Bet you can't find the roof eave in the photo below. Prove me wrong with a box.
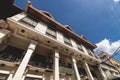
[26,1,96,49]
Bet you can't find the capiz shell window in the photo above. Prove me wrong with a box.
[19,15,38,28]
[46,27,56,39]
[86,47,94,56]
[64,36,72,46]
[77,44,83,52]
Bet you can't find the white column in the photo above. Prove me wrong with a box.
[21,68,28,80]
[7,72,14,80]
[72,56,81,80]
[42,75,45,80]
[98,65,107,80]
[83,62,94,80]
[42,77,45,80]
[21,75,26,80]
[53,50,59,80]
[12,40,38,80]
[68,77,72,80]
[113,72,116,76]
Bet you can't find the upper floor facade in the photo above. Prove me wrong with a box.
[6,1,100,65]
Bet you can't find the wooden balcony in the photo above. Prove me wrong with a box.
[0,45,24,63]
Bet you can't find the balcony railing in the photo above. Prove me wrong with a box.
[60,66,74,75]
[29,54,53,69]
[0,46,24,63]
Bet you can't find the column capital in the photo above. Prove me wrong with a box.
[54,50,59,58]
[10,71,14,74]
[28,40,38,50]
[83,61,89,68]
[72,56,77,63]
[84,64,87,68]
[98,64,102,69]
[83,60,86,64]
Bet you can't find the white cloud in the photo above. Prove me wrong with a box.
[94,39,120,55]
[114,0,120,3]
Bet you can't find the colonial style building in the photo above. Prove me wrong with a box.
[97,52,119,79]
[0,0,110,80]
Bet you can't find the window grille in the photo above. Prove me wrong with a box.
[77,44,83,52]
[46,27,56,39]
[86,48,94,56]
[19,15,38,28]
[64,36,72,46]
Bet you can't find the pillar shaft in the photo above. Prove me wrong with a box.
[53,50,59,80]
[72,56,81,80]
[42,77,45,80]
[12,40,38,80]
[21,75,26,80]
[7,73,13,80]
[84,62,94,80]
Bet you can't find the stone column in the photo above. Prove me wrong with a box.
[12,40,38,80]
[21,75,26,80]
[42,75,45,80]
[53,50,59,80]
[7,71,14,80]
[42,76,45,80]
[83,62,94,80]
[98,65,107,80]
[113,72,116,76]
[21,68,28,80]
[72,56,81,80]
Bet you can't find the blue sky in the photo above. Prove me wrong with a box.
[15,0,120,61]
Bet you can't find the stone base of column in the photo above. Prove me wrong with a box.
[7,73,13,80]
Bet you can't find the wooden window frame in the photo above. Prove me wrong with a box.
[64,36,72,46]
[19,15,38,28]
[77,43,83,52]
[46,27,56,39]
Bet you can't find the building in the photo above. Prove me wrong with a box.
[97,52,119,79]
[109,57,120,73]
[0,1,107,80]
